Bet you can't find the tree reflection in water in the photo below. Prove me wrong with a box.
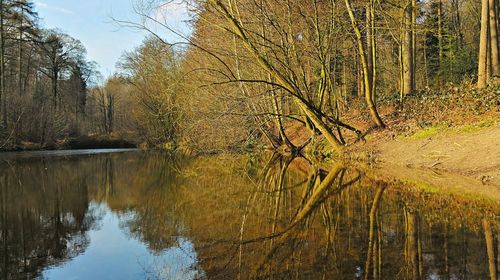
[0,157,100,279]
[174,153,498,280]
[0,152,498,279]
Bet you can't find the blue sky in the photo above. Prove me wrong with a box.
[34,0,191,78]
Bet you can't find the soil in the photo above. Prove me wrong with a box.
[283,97,500,199]
[372,125,500,186]
[346,122,499,204]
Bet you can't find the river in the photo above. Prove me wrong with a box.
[0,150,498,279]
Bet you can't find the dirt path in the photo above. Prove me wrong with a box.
[284,116,500,196]
[374,125,500,186]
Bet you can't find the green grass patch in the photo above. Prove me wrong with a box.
[403,118,498,140]
[407,124,449,140]
[457,118,497,133]
[401,179,441,194]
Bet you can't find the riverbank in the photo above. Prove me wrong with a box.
[350,89,500,186]
[354,121,500,205]
[283,85,500,188]
[283,116,500,206]
[368,121,500,185]
[0,135,137,152]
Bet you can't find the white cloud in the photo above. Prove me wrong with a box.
[35,1,48,8]
[140,0,192,42]
[35,1,74,15]
[153,0,190,27]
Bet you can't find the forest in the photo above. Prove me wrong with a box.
[0,0,498,156]
[0,1,499,279]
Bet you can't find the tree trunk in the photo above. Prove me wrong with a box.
[18,7,23,96]
[366,3,374,88]
[345,0,385,127]
[407,212,422,280]
[423,37,429,87]
[342,59,347,99]
[367,0,377,102]
[438,0,443,68]
[371,0,377,103]
[489,0,500,76]
[399,43,404,102]
[483,219,497,280]
[402,0,414,96]
[364,186,385,280]
[478,0,490,88]
[107,96,114,134]
[272,89,295,151]
[52,72,58,110]
[412,0,417,91]
[0,0,6,129]
[452,0,464,47]
[297,100,343,150]
[357,59,364,98]
[211,0,345,151]
[487,26,492,79]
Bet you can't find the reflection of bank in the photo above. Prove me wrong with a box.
[483,219,497,280]
[41,203,205,280]
[0,152,194,280]
[0,152,498,280]
[181,153,498,280]
[243,161,363,277]
[0,158,96,279]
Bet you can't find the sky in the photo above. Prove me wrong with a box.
[34,0,191,78]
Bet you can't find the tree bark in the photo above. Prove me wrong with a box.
[210,0,345,150]
[452,0,464,47]
[18,5,23,96]
[0,0,6,129]
[52,70,58,110]
[478,0,490,88]
[438,0,443,68]
[345,0,385,127]
[364,186,385,280]
[412,0,417,91]
[357,59,364,98]
[272,89,295,151]
[483,219,497,280]
[368,0,377,102]
[366,3,374,88]
[489,0,500,76]
[407,211,422,280]
[402,0,414,96]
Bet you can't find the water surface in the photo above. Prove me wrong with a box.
[0,151,498,279]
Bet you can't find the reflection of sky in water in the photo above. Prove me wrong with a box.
[1,151,493,280]
[40,203,203,280]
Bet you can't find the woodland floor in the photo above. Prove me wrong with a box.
[370,123,500,186]
[285,86,500,198]
[355,120,500,204]
[357,94,500,188]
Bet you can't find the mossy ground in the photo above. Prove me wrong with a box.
[401,118,498,140]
